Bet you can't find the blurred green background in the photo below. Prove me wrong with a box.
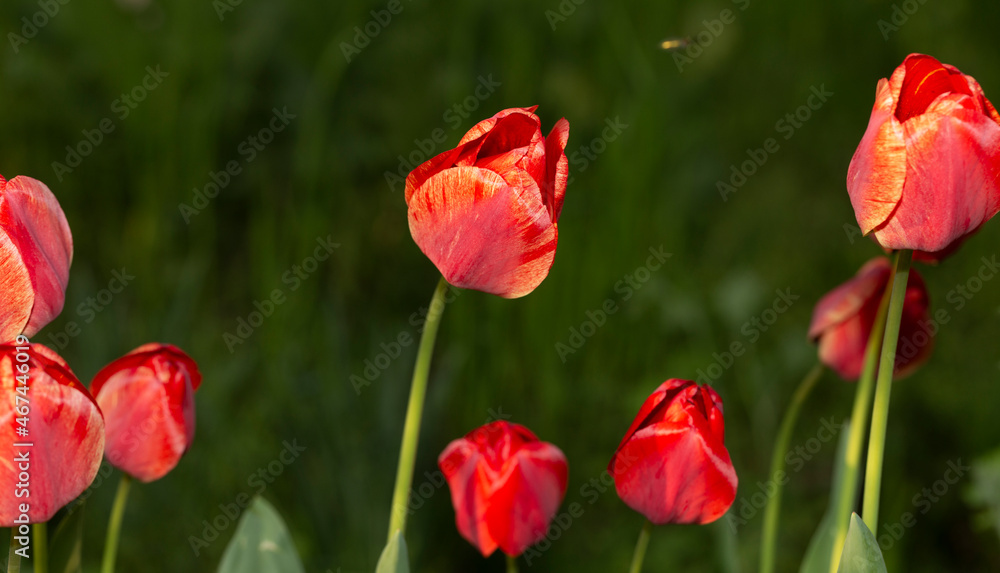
[2,0,1000,571]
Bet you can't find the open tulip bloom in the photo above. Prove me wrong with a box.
[847,53,1000,260]
[438,421,568,560]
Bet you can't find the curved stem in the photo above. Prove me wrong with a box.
[33,523,47,573]
[628,520,653,573]
[506,554,519,573]
[862,250,913,535]
[7,527,21,573]
[387,277,450,540]
[827,283,892,573]
[101,474,132,573]
[759,362,825,573]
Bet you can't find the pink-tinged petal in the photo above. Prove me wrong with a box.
[871,101,1000,253]
[544,119,570,221]
[0,176,73,337]
[816,311,873,380]
[90,344,201,482]
[0,230,32,342]
[808,258,890,340]
[0,345,104,525]
[847,79,908,235]
[407,166,557,298]
[487,442,568,556]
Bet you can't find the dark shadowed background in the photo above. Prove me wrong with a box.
[2,0,1000,571]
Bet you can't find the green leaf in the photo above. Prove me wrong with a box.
[49,502,86,573]
[217,497,305,573]
[375,531,410,573]
[836,514,886,573]
[799,419,852,573]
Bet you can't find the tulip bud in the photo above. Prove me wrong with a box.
[0,343,104,525]
[406,107,570,298]
[809,257,933,380]
[90,343,201,483]
[0,175,74,341]
[847,54,1000,260]
[439,421,568,557]
[609,379,737,525]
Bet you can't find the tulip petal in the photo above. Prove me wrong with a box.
[0,345,104,525]
[0,230,32,342]
[0,176,73,337]
[808,258,889,340]
[407,166,557,298]
[544,119,570,221]
[439,438,500,556]
[847,79,907,235]
[458,107,540,146]
[870,100,1000,253]
[895,54,973,122]
[487,443,568,556]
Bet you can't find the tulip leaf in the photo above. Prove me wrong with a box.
[799,418,852,573]
[217,497,305,573]
[835,514,886,573]
[49,502,86,573]
[375,531,410,573]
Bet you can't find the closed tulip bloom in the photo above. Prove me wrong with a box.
[809,257,933,380]
[609,379,737,525]
[0,174,73,342]
[438,421,568,557]
[0,341,104,525]
[847,54,1000,260]
[406,107,570,298]
[90,343,201,483]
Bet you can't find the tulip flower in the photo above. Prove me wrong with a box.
[809,257,932,380]
[0,340,104,525]
[0,174,74,342]
[847,53,1000,260]
[609,379,737,525]
[90,343,201,483]
[406,107,570,298]
[438,421,568,557]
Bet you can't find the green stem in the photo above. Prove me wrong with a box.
[759,362,825,573]
[628,520,653,573]
[32,523,47,573]
[7,527,21,573]
[507,554,519,573]
[101,474,132,573]
[387,277,450,541]
[861,250,913,536]
[827,281,892,573]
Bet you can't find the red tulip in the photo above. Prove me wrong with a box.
[0,340,104,525]
[90,343,201,483]
[809,257,933,380]
[847,54,1000,260]
[0,174,74,342]
[406,107,570,298]
[438,421,568,556]
[609,379,737,525]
